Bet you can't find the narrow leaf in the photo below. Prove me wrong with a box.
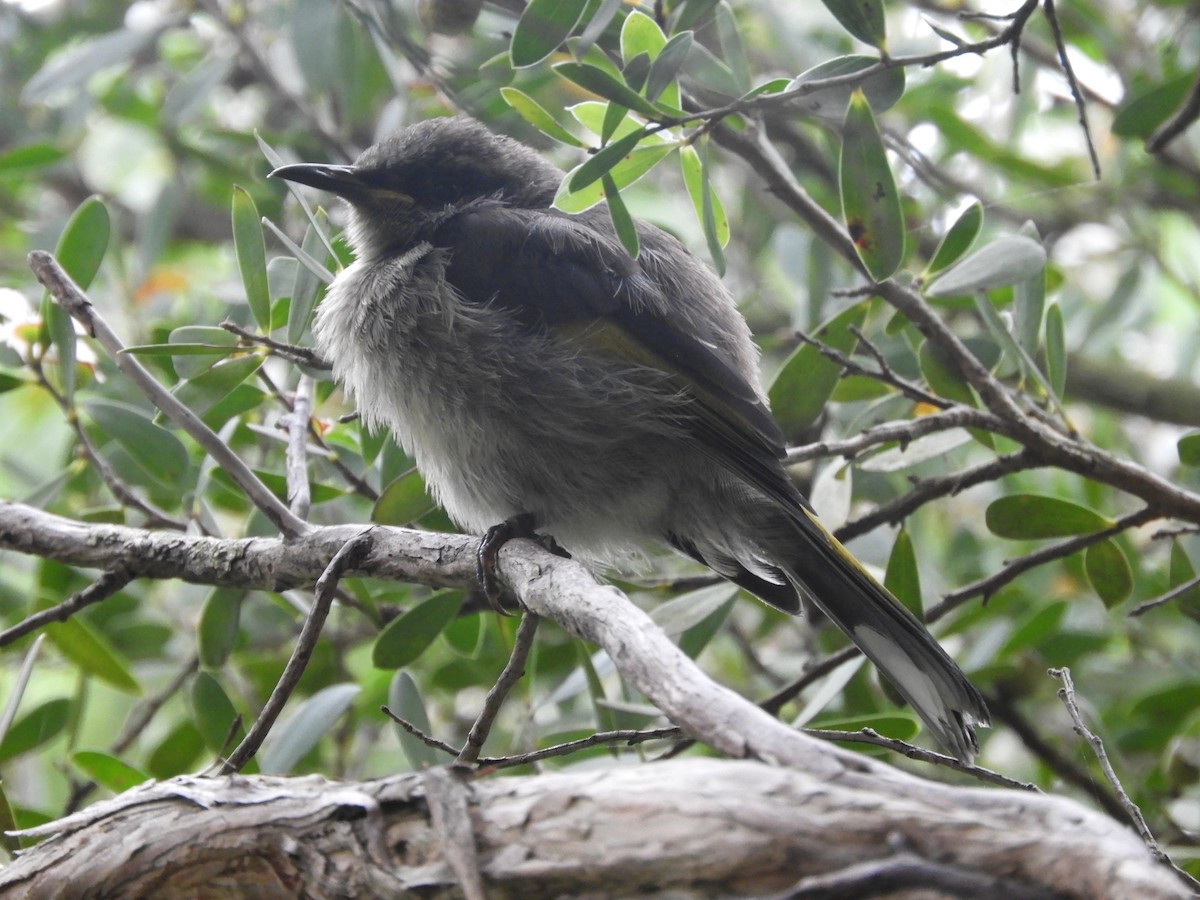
[604,174,640,258]
[46,617,141,694]
[569,127,649,192]
[820,0,886,48]
[0,699,70,763]
[500,87,586,147]
[231,186,271,330]
[511,0,587,67]
[926,202,983,275]
[621,8,667,64]
[1086,540,1133,608]
[260,683,361,774]
[840,91,905,281]
[1178,431,1200,467]
[769,302,868,438]
[197,588,244,668]
[372,468,436,525]
[389,671,442,769]
[925,235,1047,298]
[789,55,905,120]
[72,750,149,793]
[373,591,464,669]
[84,399,190,486]
[553,62,666,118]
[985,494,1113,539]
[884,527,922,616]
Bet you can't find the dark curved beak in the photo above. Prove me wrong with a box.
[269,163,364,198]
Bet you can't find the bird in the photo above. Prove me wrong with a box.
[270,115,989,762]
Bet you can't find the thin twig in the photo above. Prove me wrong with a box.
[0,634,46,745]
[221,528,375,773]
[219,321,330,369]
[0,569,134,647]
[802,726,1038,791]
[785,406,1003,466]
[457,612,540,764]
[1050,668,1200,893]
[931,507,1157,617]
[380,707,459,758]
[1147,69,1200,154]
[480,727,682,769]
[1129,574,1200,618]
[1042,0,1101,179]
[28,251,308,538]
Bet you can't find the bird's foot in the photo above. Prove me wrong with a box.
[477,513,571,615]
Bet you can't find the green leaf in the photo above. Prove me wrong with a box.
[260,683,361,774]
[553,62,666,118]
[169,325,240,379]
[839,91,905,281]
[147,720,207,778]
[645,31,693,103]
[40,294,77,406]
[373,590,465,669]
[1112,73,1196,139]
[985,494,1113,539]
[0,699,70,763]
[1044,302,1067,398]
[556,144,674,213]
[191,671,246,757]
[1169,541,1200,619]
[926,202,983,275]
[1086,540,1133,608]
[0,142,67,173]
[1178,431,1200,467]
[84,399,190,486]
[372,468,436,525]
[500,87,586,147]
[808,713,920,745]
[288,220,330,344]
[0,782,20,853]
[603,174,640,258]
[46,619,140,694]
[769,302,868,437]
[692,137,727,272]
[620,9,667,64]
[569,127,650,192]
[197,588,244,669]
[55,195,110,291]
[998,601,1068,658]
[510,0,587,67]
[789,55,905,119]
[388,671,442,769]
[172,353,264,418]
[918,339,973,405]
[21,26,160,103]
[71,750,149,793]
[820,0,886,48]
[1013,222,1046,356]
[884,527,922,616]
[231,186,271,330]
[925,235,1047,298]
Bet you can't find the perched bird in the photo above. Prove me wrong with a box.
[270,115,989,761]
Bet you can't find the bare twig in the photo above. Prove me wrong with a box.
[803,726,1037,791]
[457,611,540,764]
[931,507,1157,616]
[481,727,682,769]
[28,251,309,538]
[0,569,134,647]
[1129,575,1200,618]
[1049,668,1200,893]
[785,406,1003,466]
[1041,0,1101,178]
[1147,70,1200,154]
[0,634,46,745]
[221,528,376,773]
[380,707,459,758]
[219,321,330,369]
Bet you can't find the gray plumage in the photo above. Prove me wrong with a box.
[271,116,989,762]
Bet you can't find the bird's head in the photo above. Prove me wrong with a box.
[270,116,562,258]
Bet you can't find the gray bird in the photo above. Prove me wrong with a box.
[270,115,989,761]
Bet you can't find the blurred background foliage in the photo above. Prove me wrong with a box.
[0,0,1198,871]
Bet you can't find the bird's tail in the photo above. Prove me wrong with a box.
[777,506,989,762]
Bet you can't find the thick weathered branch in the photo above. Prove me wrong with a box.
[0,759,1184,898]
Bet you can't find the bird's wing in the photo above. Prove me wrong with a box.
[434,204,800,509]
